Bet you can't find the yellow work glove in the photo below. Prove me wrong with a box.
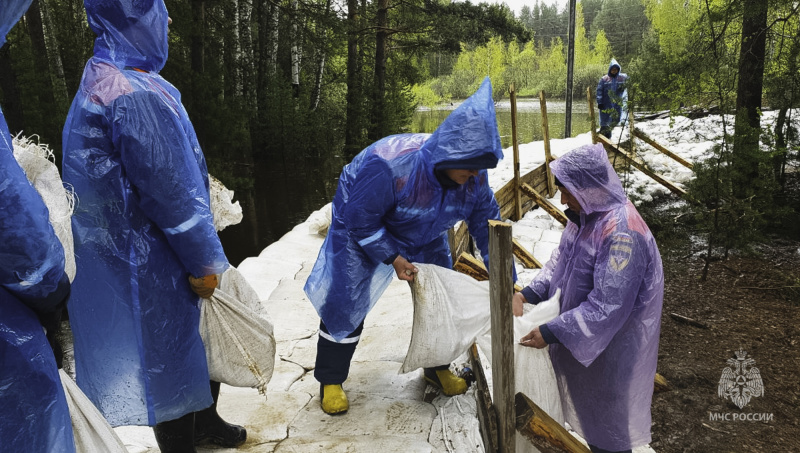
[188,274,219,299]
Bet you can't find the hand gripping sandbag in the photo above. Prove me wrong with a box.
[514,288,564,427]
[401,263,491,373]
[200,267,276,395]
[59,369,128,453]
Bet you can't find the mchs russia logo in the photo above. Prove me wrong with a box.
[717,349,764,409]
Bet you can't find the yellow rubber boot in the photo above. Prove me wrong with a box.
[321,384,349,415]
[424,368,467,396]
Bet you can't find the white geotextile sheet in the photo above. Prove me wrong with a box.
[402,264,492,374]
[200,267,276,396]
[13,136,76,281]
[60,369,128,453]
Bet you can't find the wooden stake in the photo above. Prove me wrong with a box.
[539,91,556,197]
[515,392,591,453]
[488,220,515,453]
[470,344,499,453]
[510,84,523,222]
[587,87,597,145]
[520,183,568,226]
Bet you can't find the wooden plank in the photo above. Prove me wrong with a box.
[488,220,515,453]
[520,183,568,226]
[597,134,688,198]
[515,392,591,453]
[454,252,522,292]
[587,86,598,145]
[539,91,555,197]
[632,128,694,169]
[510,84,523,222]
[470,344,499,453]
[512,239,542,269]
[449,222,471,263]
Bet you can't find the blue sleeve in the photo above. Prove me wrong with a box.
[539,323,560,344]
[111,91,228,277]
[466,174,516,281]
[342,157,402,264]
[0,116,68,313]
[521,286,541,304]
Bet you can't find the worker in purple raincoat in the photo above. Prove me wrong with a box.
[63,0,245,451]
[305,77,511,414]
[515,143,663,453]
[0,0,75,450]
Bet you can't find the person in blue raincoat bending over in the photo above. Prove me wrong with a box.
[515,144,664,453]
[62,1,246,451]
[305,77,513,415]
[596,58,629,138]
[0,0,75,451]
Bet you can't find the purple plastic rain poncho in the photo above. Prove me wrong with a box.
[521,144,663,451]
[596,59,629,129]
[0,0,75,450]
[62,0,227,426]
[304,77,506,341]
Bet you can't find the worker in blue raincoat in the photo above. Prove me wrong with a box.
[596,59,629,138]
[305,77,512,415]
[62,1,245,451]
[0,0,75,450]
[515,143,664,453]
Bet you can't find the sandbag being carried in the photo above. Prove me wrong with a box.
[513,289,564,453]
[60,369,127,453]
[200,267,276,395]
[402,263,491,374]
[13,135,76,281]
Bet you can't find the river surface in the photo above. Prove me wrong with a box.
[218,100,591,266]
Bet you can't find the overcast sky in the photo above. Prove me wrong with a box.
[487,0,569,16]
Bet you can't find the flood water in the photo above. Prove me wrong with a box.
[218,99,592,266]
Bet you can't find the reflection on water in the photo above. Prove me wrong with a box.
[219,101,591,265]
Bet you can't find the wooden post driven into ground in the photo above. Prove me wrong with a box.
[510,84,523,221]
[539,91,555,197]
[587,87,598,144]
[488,220,515,453]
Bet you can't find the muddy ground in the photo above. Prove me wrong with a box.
[644,207,800,452]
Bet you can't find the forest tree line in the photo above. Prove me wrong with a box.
[1,0,798,203]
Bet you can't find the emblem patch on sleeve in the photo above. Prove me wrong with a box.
[608,233,633,272]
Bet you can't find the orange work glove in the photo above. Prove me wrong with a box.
[188,274,218,299]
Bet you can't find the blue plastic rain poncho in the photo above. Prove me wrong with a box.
[521,144,663,451]
[596,59,629,129]
[0,0,76,450]
[304,77,506,341]
[62,0,228,426]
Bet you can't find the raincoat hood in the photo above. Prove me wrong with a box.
[608,58,621,77]
[0,0,33,47]
[421,77,504,169]
[85,0,169,72]
[550,143,627,215]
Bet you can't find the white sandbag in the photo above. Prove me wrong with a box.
[59,369,128,453]
[209,174,243,232]
[200,267,276,395]
[401,264,491,374]
[12,135,76,281]
[514,289,564,453]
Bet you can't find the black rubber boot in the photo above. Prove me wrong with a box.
[194,381,247,447]
[153,412,197,453]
